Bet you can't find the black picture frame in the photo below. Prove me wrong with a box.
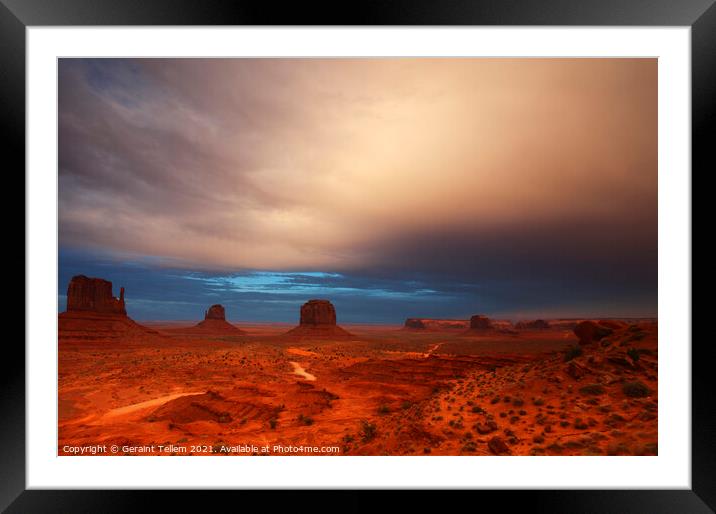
[4,1,710,512]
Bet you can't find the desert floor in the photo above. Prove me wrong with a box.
[58,321,657,456]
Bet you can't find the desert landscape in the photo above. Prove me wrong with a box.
[59,275,657,456]
[58,58,657,457]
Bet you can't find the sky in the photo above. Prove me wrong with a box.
[58,58,657,322]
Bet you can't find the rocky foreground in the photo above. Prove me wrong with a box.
[58,316,656,456]
[344,320,657,456]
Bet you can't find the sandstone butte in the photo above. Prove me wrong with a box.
[285,299,352,338]
[66,274,126,315]
[468,314,494,330]
[59,275,160,343]
[193,304,246,334]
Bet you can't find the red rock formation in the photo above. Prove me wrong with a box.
[515,319,551,330]
[204,304,226,320]
[194,304,245,334]
[286,299,352,338]
[404,318,427,329]
[404,318,469,331]
[469,315,493,330]
[574,321,613,345]
[59,275,161,343]
[66,275,126,316]
[300,299,337,325]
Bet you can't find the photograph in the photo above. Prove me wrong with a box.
[57,57,659,458]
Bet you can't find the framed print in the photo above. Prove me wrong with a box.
[5,0,711,512]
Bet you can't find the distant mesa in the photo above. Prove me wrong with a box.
[469,315,493,330]
[404,318,427,329]
[574,320,618,345]
[404,318,469,331]
[286,299,352,338]
[59,275,160,342]
[194,304,245,334]
[66,274,126,316]
[515,319,551,330]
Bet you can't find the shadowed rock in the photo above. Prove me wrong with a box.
[204,304,226,320]
[404,318,469,331]
[515,319,551,330]
[469,315,493,330]
[300,299,337,325]
[574,321,613,345]
[59,275,161,343]
[286,299,352,338]
[195,304,245,334]
[404,318,427,329]
[66,275,126,316]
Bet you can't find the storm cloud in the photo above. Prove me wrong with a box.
[58,58,657,321]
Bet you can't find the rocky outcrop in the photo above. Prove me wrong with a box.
[404,318,469,331]
[469,315,493,330]
[204,304,226,320]
[59,275,161,343]
[286,299,352,338]
[195,304,245,334]
[66,275,126,316]
[299,299,337,326]
[574,320,613,345]
[404,318,427,329]
[515,319,551,330]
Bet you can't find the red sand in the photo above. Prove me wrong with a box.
[58,319,657,456]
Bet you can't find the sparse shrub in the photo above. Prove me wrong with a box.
[626,331,645,342]
[627,348,641,362]
[574,418,588,429]
[268,417,278,429]
[563,345,583,362]
[579,384,605,396]
[462,441,477,452]
[547,443,564,454]
[378,404,390,415]
[359,420,377,442]
[471,405,484,414]
[401,401,412,410]
[623,381,650,398]
[298,413,314,426]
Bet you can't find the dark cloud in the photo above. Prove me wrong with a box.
[58,58,657,320]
